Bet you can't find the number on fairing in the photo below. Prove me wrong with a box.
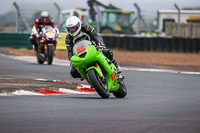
[76,45,85,54]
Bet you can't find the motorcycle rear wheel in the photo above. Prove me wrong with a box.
[88,69,110,99]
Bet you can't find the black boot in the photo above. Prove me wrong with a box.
[101,49,122,73]
[32,44,38,53]
[113,60,122,74]
[113,60,124,82]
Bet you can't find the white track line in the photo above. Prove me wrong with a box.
[122,67,200,75]
[12,90,45,96]
[77,84,91,88]
[0,54,70,66]
[0,90,45,96]
[59,88,96,95]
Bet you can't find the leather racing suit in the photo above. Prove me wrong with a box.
[65,24,121,78]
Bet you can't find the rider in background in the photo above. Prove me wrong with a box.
[65,16,122,79]
[29,11,59,53]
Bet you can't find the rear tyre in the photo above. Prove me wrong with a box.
[113,81,127,98]
[47,45,54,65]
[88,69,110,99]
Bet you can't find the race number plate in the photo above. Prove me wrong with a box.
[77,45,85,54]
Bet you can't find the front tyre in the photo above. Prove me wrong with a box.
[47,45,54,65]
[113,81,127,98]
[88,69,110,99]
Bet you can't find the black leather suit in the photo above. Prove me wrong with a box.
[65,24,115,78]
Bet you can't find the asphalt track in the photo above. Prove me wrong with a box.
[0,54,200,133]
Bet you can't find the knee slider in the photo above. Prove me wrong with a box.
[70,68,81,78]
[29,36,36,44]
[103,49,113,60]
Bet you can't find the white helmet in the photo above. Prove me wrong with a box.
[66,16,81,37]
[41,11,49,18]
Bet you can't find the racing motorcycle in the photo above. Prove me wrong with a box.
[71,39,127,99]
[36,26,57,65]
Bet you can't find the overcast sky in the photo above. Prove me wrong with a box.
[1,0,199,15]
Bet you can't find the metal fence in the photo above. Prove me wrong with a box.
[12,2,60,32]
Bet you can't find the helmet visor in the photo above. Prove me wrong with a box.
[67,22,80,34]
[42,17,48,21]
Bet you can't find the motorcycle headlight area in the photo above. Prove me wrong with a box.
[46,32,55,39]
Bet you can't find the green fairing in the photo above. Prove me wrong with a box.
[71,40,119,92]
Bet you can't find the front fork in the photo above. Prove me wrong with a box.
[87,62,119,92]
[43,42,56,57]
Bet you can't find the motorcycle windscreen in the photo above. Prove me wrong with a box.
[73,40,91,54]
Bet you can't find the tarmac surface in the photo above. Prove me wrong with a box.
[0,53,200,133]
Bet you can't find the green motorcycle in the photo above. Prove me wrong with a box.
[71,39,127,98]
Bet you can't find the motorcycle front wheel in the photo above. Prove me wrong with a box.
[88,69,110,99]
[47,45,54,65]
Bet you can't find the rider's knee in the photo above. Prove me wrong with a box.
[70,67,81,78]
[29,36,36,44]
[102,49,113,60]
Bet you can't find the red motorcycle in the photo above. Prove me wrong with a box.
[36,26,57,65]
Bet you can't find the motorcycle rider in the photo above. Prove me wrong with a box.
[65,16,122,79]
[29,11,59,53]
